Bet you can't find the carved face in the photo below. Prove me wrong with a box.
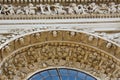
[3,5,8,8]
[29,3,33,7]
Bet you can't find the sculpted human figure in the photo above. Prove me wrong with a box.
[99,4,109,14]
[70,3,78,14]
[66,3,75,14]
[8,4,15,15]
[43,4,52,15]
[69,3,87,14]
[87,3,95,13]
[52,3,66,14]
[36,4,45,15]
[77,4,88,14]
[117,4,120,13]
[108,2,117,13]
[23,3,36,15]
[24,6,29,15]
[87,3,100,14]
[1,4,15,15]
[65,6,74,14]
[28,3,36,15]
[0,2,119,15]
[38,4,52,15]
[16,6,24,15]
[2,4,9,15]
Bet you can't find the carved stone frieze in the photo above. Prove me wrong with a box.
[0,2,120,19]
[0,2,120,15]
[0,42,120,80]
[0,30,120,63]
[0,30,120,80]
[0,28,120,46]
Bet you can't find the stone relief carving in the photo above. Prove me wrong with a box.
[0,30,119,62]
[0,2,120,15]
[0,27,120,47]
[96,32,120,45]
[0,42,120,80]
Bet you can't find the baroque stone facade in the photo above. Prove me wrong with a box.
[0,2,120,15]
[0,30,120,80]
[0,0,120,80]
[0,42,120,80]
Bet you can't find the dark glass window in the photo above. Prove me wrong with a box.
[28,68,97,80]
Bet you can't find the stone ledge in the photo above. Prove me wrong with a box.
[0,14,120,20]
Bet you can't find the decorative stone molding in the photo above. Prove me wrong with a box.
[0,2,120,19]
[0,0,119,4]
[0,30,120,60]
[0,2,120,15]
[0,30,120,80]
[96,32,120,45]
[0,27,120,46]
[0,14,120,20]
[27,67,98,80]
[0,42,120,80]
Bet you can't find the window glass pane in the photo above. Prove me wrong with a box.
[86,76,96,80]
[61,75,69,80]
[78,72,86,79]
[49,69,58,76]
[44,76,52,80]
[68,70,77,76]
[68,76,76,80]
[29,73,41,80]
[40,71,49,78]
[59,69,68,76]
[28,68,97,80]
[51,76,59,80]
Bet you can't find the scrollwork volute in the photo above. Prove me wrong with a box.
[0,42,120,80]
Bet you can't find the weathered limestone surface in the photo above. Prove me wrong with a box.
[0,0,119,78]
[0,42,120,80]
[0,30,120,80]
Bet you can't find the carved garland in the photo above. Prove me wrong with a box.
[0,30,120,80]
[0,42,120,80]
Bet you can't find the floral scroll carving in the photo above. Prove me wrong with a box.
[0,42,120,80]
